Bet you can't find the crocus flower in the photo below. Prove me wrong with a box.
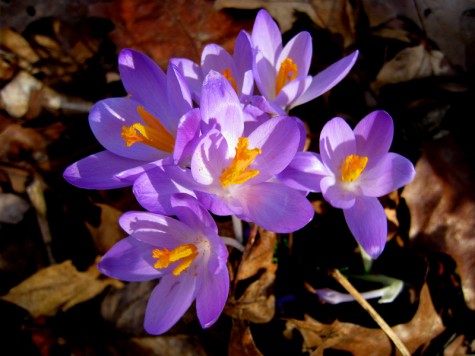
[63,48,199,189]
[306,110,415,258]
[251,9,359,113]
[98,193,229,335]
[133,71,314,233]
[171,30,254,103]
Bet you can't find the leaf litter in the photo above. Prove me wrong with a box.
[1,0,475,354]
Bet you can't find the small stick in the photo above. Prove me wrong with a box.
[330,269,411,356]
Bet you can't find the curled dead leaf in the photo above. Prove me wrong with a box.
[225,228,277,323]
[228,319,263,356]
[0,259,123,317]
[402,135,475,309]
[373,44,453,89]
[285,284,443,354]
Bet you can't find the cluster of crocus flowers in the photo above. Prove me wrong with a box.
[63,9,415,335]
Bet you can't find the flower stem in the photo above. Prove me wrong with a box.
[330,269,410,356]
[232,215,243,243]
[220,236,244,252]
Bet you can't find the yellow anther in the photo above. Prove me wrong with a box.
[120,106,175,153]
[341,154,368,182]
[222,68,238,93]
[220,137,262,187]
[152,244,198,276]
[275,58,298,95]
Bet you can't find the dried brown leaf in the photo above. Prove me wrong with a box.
[228,319,263,356]
[0,259,123,317]
[0,28,40,63]
[286,283,444,354]
[0,192,30,224]
[114,335,207,356]
[86,203,127,255]
[402,135,475,309]
[89,0,253,68]
[362,0,475,70]
[225,228,277,323]
[100,280,155,336]
[0,123,47,162]
[215,0,358,46]
[373,44,453,88]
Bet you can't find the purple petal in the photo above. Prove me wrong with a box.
[233,30,254,96]
[170,57,203,103]
[251,9,282,65]
[321,176,356,209]
[253,50,277,100]
[191,129,229,186]
[343,196,387,259]
[166,63,193,126]
[200,71,244,145]
[144,273,198,335]
[98,237,160,282]
[360,153,416,197]
[247,116,300,182]
[207,234,229,275]
[116,156,172,182]
[133,165,197,214]
[195,191,236,216]
[354,110,393,164]
[89,98,170,161]
[118,49,169,120]
[201,44,236,77]
[276,151,328,192]
[118,211,195,247]
[291,51,359,108]
[170,193,218,233]
[173,108,201,165]
[236,182,314,233]
[319,117,356,174]
[278,31,312,79]
[63,151,143,189]
[196,267,229,328]
[274,76,312,109]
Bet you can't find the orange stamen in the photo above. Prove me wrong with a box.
[120,106,175,153]
[341,154,368,182]
[220,137,262,187]
[275,58,298,95]
[152,244,198,276]
[222,68,238,93]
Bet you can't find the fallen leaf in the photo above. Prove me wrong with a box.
[0,28,40,63]
[215,0,358,46]
[100,280,155,336]
[89,0,253,68]
[286,283,444,354]
[225,228,277,323]
[114,335,207,356]
[373,44,453,89]
[0,259,123,317]
[0,193,30,224]
[362,0,475,70]
[402,134,475,309]
[0,0,100,32]
[85,203,127,255]
[228,319,263,356]
[0,123,47,163]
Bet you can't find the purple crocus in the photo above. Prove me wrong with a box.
[63,48,199,189]
[98,193,229,335]
[171,30,254,103]
[251,9,359,113]
[133,71,314,233]
[306,110,415,258]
